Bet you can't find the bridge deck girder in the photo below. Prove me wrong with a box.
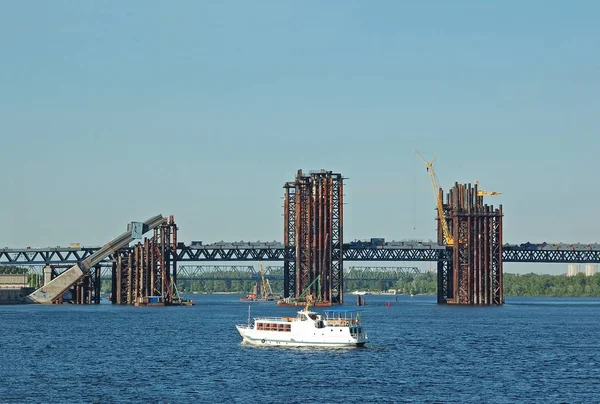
[2,246,600,265]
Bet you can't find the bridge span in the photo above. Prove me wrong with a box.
[2,241,600,266]
[22,265,425,283]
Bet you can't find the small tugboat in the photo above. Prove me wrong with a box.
[275,275,331,307]
[235,303,368,348]
[239,293,258,302]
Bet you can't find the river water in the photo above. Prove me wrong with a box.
[1,294,599,403]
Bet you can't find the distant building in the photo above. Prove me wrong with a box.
[0,274,33,305]
[567,264,580,277]
[0,274,28,288]
[585,264,598,277]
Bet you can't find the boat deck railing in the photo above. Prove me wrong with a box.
[325,319,360,327]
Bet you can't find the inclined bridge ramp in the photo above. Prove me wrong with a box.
[27,214,166,304]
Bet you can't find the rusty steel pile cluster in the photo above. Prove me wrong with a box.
[283,169,344,305]
[110,215,180,306]
[437,183,504,305]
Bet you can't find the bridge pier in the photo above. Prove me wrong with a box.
[284,169,344,304]
[110,216,180,306]
[438,183,504,305]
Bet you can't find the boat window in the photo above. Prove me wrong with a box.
[308,314,317,320]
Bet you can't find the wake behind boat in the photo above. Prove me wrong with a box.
[235,304,368,348]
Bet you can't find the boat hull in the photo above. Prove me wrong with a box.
[236,326,367,348]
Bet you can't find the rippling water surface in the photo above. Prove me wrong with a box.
[1,294,599,403]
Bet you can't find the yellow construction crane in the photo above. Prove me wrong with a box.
[415,150,454,246]
[474,180,502,197]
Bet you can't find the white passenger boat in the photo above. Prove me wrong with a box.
[235,304,368,347]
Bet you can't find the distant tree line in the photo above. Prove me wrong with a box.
[173,273,438,295]
[173,272,600,297]
[503,273,600,297]
[0,265,28,274]
[5,266,600,297]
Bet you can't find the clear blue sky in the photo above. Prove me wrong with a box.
[1,1,598,274]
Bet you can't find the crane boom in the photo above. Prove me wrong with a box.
[258,261,273,299]
[474,180,502,197]
[415,151,454,246]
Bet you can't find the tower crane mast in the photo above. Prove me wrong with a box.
[415,151,454,247]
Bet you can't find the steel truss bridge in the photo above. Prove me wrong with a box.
[2,244,600,266]
[173,265,423,281]
[18,265,425,282]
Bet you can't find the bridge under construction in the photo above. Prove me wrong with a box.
[2,168,600,306]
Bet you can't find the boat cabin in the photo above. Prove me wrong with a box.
[296,310,320,321]
[324,309,364,338]
[323,309,361,327]
[255,321,292,332]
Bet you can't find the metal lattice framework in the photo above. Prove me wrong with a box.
[492,210,503,304]
[345,266,421,280]
[283,183,297,298]
[37,265,421,282]
[4,245,600,266]
[177,265,284,280]
[330,173,343,303]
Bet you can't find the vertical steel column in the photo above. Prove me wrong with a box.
[493,205,503,304]
[297,174,311,298]
[75,282,81,304]
[477,191,484,303]
[482,206,493,304]
[312,175,320,300]
[436,191,450,304]
[322,174,330,302]
[283,183,296,298]
[150,238,155,296]
[160,225,166,300]
[128,250,133,303]
[171,215,178,287]
[94,265,101,304]
[116,254,122,304]
[87,273,93,304]
[112,259,118,304]
[144,238,150,297]
[138,244,144,303]
[330,173,343,304]
[164,222,172,303]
